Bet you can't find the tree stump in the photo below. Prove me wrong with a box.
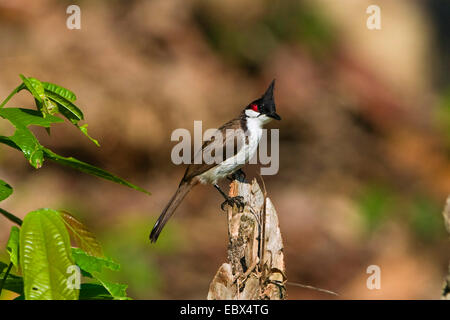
[207,178,286,300]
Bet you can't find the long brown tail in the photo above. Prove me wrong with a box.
[149,182,193,243]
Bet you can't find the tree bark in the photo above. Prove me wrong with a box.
[207,178,286,300]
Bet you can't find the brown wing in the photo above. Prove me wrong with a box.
[181,117,246,182]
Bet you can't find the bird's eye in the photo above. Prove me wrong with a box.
[250,104,258,112]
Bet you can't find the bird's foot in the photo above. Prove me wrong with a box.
[221,196,245,212]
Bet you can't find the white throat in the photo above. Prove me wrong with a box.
[244,109,273,127]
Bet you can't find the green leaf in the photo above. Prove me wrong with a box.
[33,98,45,117]
[71,248,120,273]
[79,283,113,300]
[42,148,150,195]
[45,90,83,122]
[44,98,98,146]
[72,248,128,299]
[19,75,45,103]
[20,208,78,300]
[42,82,77,102]
[0,262,23,295]
[77,124,100,147]
[40,81,97,146]
[10,126,43,168]
[0,134,149,194]
[0,108,63,168]
[60,211,103,257]
[43,97,59,116]
[0,108,63,128]
[0,179,13,202]
[92,275,128,300]
[6,226,20,269]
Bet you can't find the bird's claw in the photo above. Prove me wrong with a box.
[221,196,245,212]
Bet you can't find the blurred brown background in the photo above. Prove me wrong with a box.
[0,0,449,299]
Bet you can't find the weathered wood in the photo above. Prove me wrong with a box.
[207,178,286,300]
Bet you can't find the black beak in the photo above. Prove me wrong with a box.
[268,112,281,120]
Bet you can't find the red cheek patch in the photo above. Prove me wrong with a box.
[251,104,258,112]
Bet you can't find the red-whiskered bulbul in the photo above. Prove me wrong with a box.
[150,80,281,243]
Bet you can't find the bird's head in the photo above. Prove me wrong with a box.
[244,79,281,123]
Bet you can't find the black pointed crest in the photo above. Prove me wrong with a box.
[259,79,280,120]
[262,79,275,107]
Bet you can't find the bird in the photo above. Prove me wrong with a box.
[150,80,281,243]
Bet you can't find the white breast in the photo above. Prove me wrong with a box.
[198,117,264,184]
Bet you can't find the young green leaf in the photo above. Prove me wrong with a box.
[77,124,100,147]
[19,75,45,103]
[0,179,13,202]
[20,209,78,300]
[42,148,150,195]
[43,97,59,115]
[0,108,63,128]
[10,125,44,168]
[42,82,77,102]
[91,275,128,300]
[40,82,97,145]
[0,108,63,168]
[45,91,100,146]
[0,136,150,194]
[45,90,83,121]
[6,226,20,270]
[71,248,128,299]
[57,107,100,146]
[60,211,103,257]
[71,248,120,273]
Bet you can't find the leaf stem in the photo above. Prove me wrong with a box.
[0,262,13,296]
[0,84,23,109]
[0,208,23,226]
